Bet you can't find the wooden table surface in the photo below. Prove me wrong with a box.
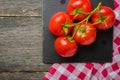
[0,0,51,79]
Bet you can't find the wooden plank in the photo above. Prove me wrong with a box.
[0,17,51,72]
[0,0,41,16]
[0,72,45,80]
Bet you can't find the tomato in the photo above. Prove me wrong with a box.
[73,22,96,45]
[49,12,73,36]
[54,37,78,57]
[67,0,92,21]
[91,6,115,30]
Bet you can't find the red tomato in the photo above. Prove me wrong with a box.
[73,22,96,45]
[49,12,73,36]
[67,0,92,21]
[91,6,115,30]
[54,37,78,57]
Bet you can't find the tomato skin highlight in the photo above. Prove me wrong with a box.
[54,37,78,57]
[73,22,97,46]
[49,12,73,36]
[91,6,115,30]
[67,0,92,21]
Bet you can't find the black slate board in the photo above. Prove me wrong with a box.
[42,0,114,64]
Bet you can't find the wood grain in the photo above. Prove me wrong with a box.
[0,0,41,16]
[0,0,51,79]
[0,17,51,72]
[0,72,46,80]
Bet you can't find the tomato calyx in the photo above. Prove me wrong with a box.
[79,27,86,35]
[70,8,90,19]
[62,21,76,35]
[67,36,75,42]
[71,8,83,14]
[62,22,69,35]
[92,13,107,26]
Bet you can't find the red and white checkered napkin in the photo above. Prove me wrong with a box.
[42,0,120,80]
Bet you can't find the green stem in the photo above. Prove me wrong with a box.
[70,24,81,40]
[69,2,102,40]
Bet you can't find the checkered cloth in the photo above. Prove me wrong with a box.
[42,0,120,80]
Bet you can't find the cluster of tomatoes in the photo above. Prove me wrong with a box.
[49,0,115,57]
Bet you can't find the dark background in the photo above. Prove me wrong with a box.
[43,0,114,63]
